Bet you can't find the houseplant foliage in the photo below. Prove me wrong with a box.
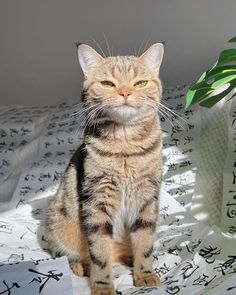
[185,37,236,109]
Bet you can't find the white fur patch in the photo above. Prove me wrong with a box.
[113,187,139,241]
[107,105,138,123]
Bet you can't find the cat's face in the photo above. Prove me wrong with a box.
[78,43,164,124]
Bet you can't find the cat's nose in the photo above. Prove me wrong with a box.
[119,90,132,99]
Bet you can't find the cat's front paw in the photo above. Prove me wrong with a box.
[134,273,160,287]
[91,287,116,295]
[70,262,84,276]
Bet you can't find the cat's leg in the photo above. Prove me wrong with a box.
[130,198,160,287]
[46,210,85,276]
[82,198,117,295]
[46,174,89,276]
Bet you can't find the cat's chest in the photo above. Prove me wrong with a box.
[113,183,139,240]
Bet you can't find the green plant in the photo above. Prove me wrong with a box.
[185,37,236,109]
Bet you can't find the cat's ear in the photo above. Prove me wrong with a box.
[139,43,164,71]
[77,44,104,76]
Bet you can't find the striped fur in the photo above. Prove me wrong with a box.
[46,43,164,294]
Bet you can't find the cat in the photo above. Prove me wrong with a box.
[45,42,164,295]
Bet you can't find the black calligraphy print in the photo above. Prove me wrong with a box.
[232,172,236,185]
[183,136,193,145]
[0,222,13,234]
[0,160,10,170]
[199,245,221,264]
[130,287,158,294]
[168,245,182,256]
[8,254,24,262]
[0,280,20,295]
[28,269,63,293]
[168,163,177,172]
[186,239,202,254]
[166,285,181,295]
[38,173,51,182]
[16,199,26,208]
[226,191,236,218]
[192,274,216,287]
[19,186,33,196]
[213,256,236,275]
[227,285,236,291]
[179,160,192,168]
[161,275,180,294]
[228,225,236,234]
[155,262,172,277]
[20,127,31,136]
[180,260,199,279]
[170,126,183,138]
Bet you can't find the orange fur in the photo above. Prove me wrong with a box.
[112,234,133,266]
[46,43,164,295]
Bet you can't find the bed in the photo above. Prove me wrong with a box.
[0,85,236,295]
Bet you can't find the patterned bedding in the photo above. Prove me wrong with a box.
[0,85,236,295]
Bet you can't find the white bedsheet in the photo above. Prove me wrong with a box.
[0,86,235,294]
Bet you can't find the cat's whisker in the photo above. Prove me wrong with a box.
[69,101,84,107]
[88,106,103,123]
[69,108,88,119]
[53,103,99,124]
[49,103,85,123]
[75,116,88,136]
[159,105,185,130]
[159,103,189,125]
[90,108,105,137]
[74,112,87,127]
[66,112,91,127]
[90,37,106,58]
[70,102,102,118]
[159,105,180,123]
[70,103,100,118]
[147,101,169,122]
[144,101,172,129]
[72,104,104,136]
[85,111,97,136]
[85,105,104,132]
[103,33,112,57]
[145,100,161,113]
[161,100,184,114]
[62,101,84,111]
[142,37,151,54]
[159,108,187,131]
[137,36,149,56]
[158,109,175,128]
[146,99,188,131]
[161,100,191,122]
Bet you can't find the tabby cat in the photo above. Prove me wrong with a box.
[46,42,164,295]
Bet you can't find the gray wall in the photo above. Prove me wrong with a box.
[0,0,236,106]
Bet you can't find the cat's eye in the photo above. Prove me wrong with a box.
[100,80,116,87]
[134,80,148,87]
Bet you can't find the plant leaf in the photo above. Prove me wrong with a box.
[217,49,236,66]
[185,70,214,108]
[190,72,236,91]
[185,87,213,109]
[206,65,236,78]
[228,36,236,43]
[199,83,236,107]
[185,36,236,109]
[211,74,236,89]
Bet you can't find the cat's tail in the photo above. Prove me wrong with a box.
[112,233,133,267]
